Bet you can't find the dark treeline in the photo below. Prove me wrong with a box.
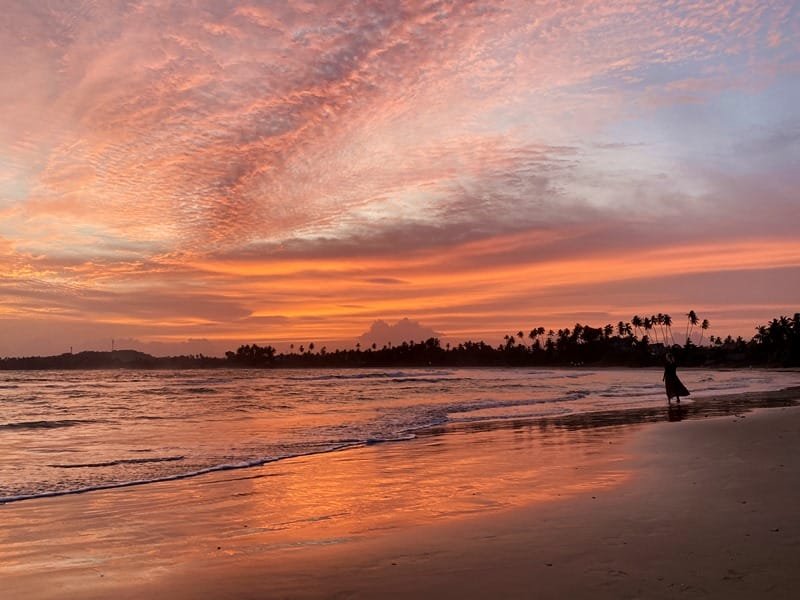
[0,349,225,370]
[226,312,800,369]
[3,313,798,370]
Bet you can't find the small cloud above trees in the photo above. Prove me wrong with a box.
[358,318,443,348]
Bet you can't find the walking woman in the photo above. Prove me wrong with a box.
[663,352,690,404]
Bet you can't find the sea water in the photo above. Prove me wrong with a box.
[0,367,796,503]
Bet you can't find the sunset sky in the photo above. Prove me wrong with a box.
[1,1,798,357]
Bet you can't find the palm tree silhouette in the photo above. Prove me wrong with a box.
[503,334,516,349]
[698,319,710,346]
[686,310,699,345]
[631,315,643,340]
[651,315,662,344]
[663,314,674,345]
[529,327,545,350]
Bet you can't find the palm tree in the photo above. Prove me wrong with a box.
[556,328,571,350]
[643,317,653,342]
[663,314,674,345]
[651,315,662,344]
[529,327,545,350]
[631,315,643,340]
[685,310,699,345]
[698,319,709,346]
[656,313,666,343]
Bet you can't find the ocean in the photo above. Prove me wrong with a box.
[1,367,797,503]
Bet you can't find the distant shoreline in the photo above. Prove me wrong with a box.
[0,354,794,370]
[1,348,796,370]
[5,313,798,369]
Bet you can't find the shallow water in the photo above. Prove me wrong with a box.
[0,367,796,502]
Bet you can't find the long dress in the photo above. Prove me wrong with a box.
[663,362,690,401]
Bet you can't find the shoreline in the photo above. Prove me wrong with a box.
[426,384,800,435]
[2,384,798,507]
[2,386,799,598]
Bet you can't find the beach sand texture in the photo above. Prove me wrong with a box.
[2,389,799,599]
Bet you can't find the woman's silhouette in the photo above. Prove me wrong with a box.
[663,352,690,404]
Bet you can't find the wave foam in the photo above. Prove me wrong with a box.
[48,455,186,469]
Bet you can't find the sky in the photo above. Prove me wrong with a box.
[1,0,799,357]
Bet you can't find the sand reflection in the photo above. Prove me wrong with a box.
[210,420,637,555]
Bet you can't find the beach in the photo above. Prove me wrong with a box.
[2,386,799,599]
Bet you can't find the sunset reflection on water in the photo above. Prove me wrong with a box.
[206,420,637,553]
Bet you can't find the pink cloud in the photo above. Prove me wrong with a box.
[358,317,442,347]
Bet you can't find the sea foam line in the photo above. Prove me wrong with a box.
[47,455,186,469]
[0,436,420,505]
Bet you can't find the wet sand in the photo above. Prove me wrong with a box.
[2,387,799,599]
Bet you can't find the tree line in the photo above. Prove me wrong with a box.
[2,312,798,370]
[225,312,799,369]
